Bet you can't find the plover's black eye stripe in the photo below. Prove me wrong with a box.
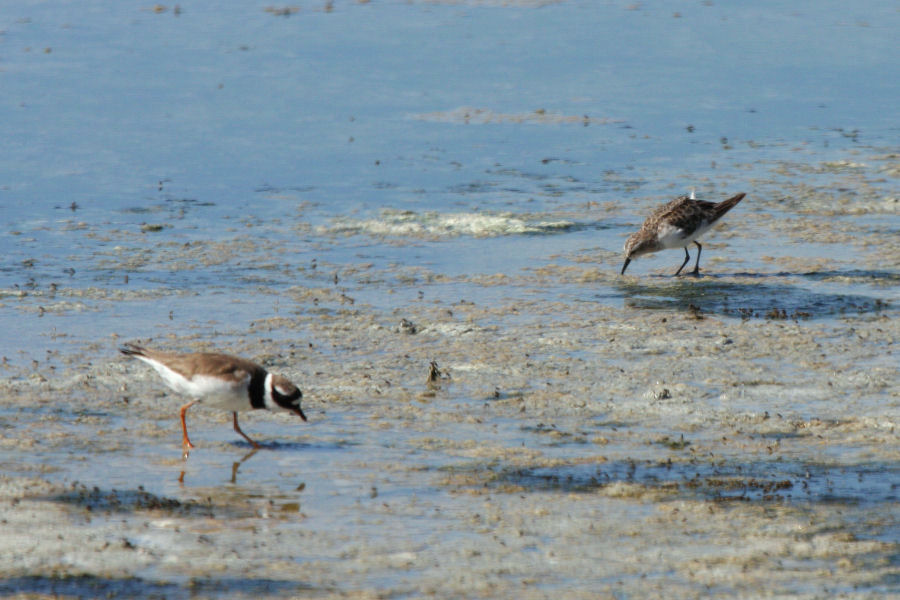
[270,383,303,408]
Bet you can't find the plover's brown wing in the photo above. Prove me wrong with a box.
[120,344,184,366]
[120,345,260,384]
[178,353,264,384]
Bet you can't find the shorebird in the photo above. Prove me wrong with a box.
[621,192,746,276]
[120,343,306,454]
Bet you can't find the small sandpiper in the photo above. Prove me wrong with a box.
[621,191,746,276]
[120,343,306,454]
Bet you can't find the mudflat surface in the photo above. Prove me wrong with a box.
[1,1,898,598]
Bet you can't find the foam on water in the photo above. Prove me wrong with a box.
[320,209,576,238]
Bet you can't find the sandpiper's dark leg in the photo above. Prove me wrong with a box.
[233,412,261,449]
[674,247,691,276]
[691,241,703,275]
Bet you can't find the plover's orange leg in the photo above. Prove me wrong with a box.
[179,400,197,453]
[233,412,261,449]
[674,247,691,276]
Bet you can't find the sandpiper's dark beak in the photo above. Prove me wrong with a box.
[621,257,631,275]
[293,406,308,422]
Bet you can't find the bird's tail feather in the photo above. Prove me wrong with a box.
[119,343,148,358]
[713,192,746,220]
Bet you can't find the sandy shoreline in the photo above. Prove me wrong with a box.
[1,245,898,597]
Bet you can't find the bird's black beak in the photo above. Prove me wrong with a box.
[621,258,631,275]
[293,406,308,422]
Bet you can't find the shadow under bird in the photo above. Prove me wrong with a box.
[621,192,746,276]
[120,343,306,454]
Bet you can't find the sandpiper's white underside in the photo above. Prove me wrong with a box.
[656,219,717,250]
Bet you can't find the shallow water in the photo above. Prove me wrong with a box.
[1,1,899,598]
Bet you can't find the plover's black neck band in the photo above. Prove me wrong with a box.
[248,371,267,409]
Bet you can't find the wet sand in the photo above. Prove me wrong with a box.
[1,152,898,598]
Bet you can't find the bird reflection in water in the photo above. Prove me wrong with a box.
[177,448,259,485]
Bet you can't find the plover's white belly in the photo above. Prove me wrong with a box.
[200,392,252,412]
[656,220,714,249]
[186,375,251,411]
